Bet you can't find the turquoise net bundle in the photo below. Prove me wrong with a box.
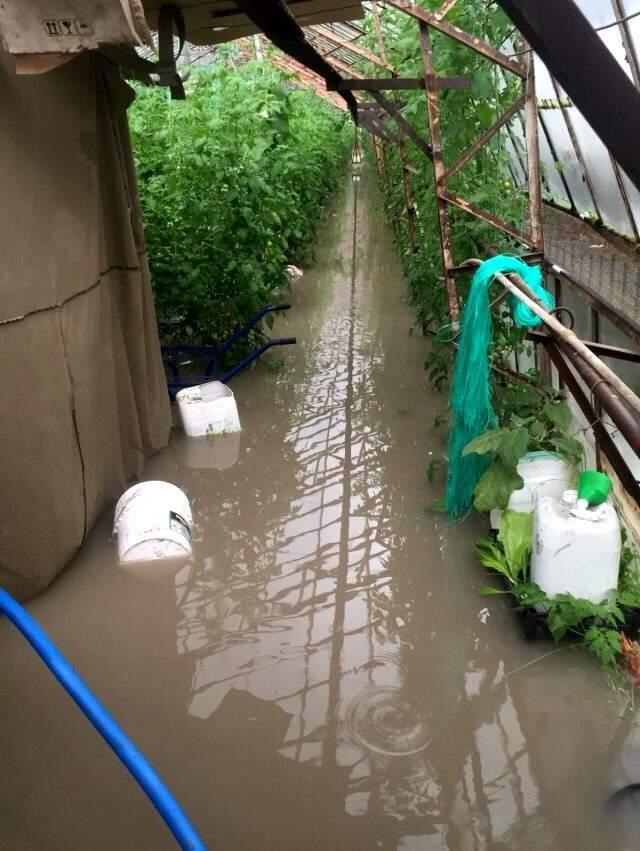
[445,256,554,519]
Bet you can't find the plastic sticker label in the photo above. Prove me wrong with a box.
[43,18,93,37]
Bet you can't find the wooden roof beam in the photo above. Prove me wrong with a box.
[308,23,394,72]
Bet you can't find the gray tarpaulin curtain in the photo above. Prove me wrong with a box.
[0,48,171,599]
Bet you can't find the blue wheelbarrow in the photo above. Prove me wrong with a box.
[161,303,296,401]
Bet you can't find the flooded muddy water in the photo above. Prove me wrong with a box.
[1,170,638,850]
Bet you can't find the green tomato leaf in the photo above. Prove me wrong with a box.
[548,606,570,641]
[550,435,584,462]
[543,400,572,432]
[584,625,621,667]
[463,428,509,458]
[473,461,524,512]
[497,428,530,468]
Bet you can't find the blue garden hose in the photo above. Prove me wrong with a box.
[0,588,206,850]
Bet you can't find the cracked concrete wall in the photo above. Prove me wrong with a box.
[0,48,171,599]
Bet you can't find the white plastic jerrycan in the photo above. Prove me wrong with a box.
[531,488,621,603]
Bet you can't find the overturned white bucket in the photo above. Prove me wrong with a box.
[113,481,193,563]
[176,381,241,438]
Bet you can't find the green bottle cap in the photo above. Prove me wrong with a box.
[577,470,612,506]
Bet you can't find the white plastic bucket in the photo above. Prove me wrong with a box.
[176,381,241,438]
[113,481,193,563]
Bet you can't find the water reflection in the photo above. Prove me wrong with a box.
[163,175,617,848]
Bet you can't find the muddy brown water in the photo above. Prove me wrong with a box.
[1,170,639,850]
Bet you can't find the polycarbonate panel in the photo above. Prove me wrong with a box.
[533,53,555,99]
[537,117,571,207]
[620,169,640,235]
[502,133,525,186]
[532,58,596,216]
[561,93,637,238]
[575,0,634,79]
[622,0,640,69]
[508,113,527,171]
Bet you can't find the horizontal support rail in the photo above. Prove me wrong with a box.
[528,330,640,364]
[358,99,406,110]
[442,191,535,245]
[329,76,470,91]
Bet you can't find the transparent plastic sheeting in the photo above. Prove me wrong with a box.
[506,0,640,242]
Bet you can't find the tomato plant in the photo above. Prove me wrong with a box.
[129,59,352,346]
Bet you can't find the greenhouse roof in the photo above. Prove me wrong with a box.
[142,0,364,47]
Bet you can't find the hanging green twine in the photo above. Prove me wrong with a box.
[445,255,554,518]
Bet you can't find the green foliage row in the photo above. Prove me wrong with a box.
[361,1,526,356]
[358,3,640,679]
[129,58,352,345]
[362,1,585,507]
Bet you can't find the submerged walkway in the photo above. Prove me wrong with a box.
[0,170,635,850]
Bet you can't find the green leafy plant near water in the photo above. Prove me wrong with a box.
[129,57,352,347]
[361,2,640,676]
[360,3,582,489]
[463,395,582,511]
[478,517,640,669]
[361,4,586,508]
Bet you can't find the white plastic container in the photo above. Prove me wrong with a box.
[286,264,303,281]
[176,381,241,438]
[490,451,570,529]
[531,489,621,603]
[113,481,193,563]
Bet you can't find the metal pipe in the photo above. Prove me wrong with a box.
[553,338,640,455]
[481,260,640,452]
[543,341,640,504]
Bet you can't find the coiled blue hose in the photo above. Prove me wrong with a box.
[0,588,206,850]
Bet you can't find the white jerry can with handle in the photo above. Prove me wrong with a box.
[490,451,570,529]
[531,489,621,603]
[113,481,193,563]
[176,381,241,438]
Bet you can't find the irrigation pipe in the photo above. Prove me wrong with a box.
[0,588,207,851]
[465,258,640,416]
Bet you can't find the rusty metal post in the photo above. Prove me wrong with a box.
[370,1,387,65]
[397,132,418,252]
[418,21,459,322]
[371,0,418,254]
[524,44,544,252]
[522,44,551,382]
[371,134,383,178]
